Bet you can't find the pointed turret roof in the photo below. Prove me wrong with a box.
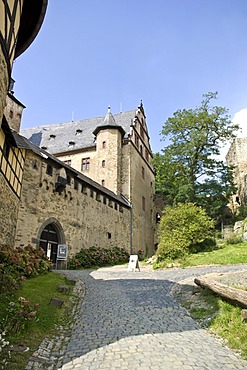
[93,106,125,136]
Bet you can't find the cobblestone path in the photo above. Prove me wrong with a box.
[59,265,247,370]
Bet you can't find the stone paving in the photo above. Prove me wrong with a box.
[55,264,247,370]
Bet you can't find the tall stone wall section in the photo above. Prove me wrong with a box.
[15,151,131,256]
[0,174,19,246]
[226,138,247,204]
[121,142,156,256]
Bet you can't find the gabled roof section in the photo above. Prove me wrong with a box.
[93,107,125,136]
[21,109,136,155]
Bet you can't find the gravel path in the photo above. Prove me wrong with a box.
[55,264,247,370]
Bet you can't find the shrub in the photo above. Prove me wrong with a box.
[0,245,52,294]
[157,203,215,261]
[68,246,129,269]
[4,297,40,334]
[225,233,243,245]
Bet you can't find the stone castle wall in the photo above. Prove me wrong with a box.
[15,151,131,256]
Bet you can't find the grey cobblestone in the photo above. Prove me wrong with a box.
[28,264,247,369]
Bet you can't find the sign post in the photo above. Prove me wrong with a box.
[56,244,68,270]
[127,254,140,272]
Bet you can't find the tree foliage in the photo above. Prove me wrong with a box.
[153,92,239,222]
[157,203,215,261]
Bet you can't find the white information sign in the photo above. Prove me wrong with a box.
[127,254,140,272]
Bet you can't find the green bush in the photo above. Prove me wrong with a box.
[68,246,129,269]
[157,203,215,261]
[225,234,243,245]
[0,245,52,294]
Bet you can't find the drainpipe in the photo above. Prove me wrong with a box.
[120,194,132,255]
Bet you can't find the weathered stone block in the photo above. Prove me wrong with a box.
[57,285,70,294]
[241,309,247,322]
[49,297,64,308]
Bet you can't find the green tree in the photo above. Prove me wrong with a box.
[153,92,239,223]
[157,203,215,261]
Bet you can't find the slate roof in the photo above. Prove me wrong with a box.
[21,109,137,155]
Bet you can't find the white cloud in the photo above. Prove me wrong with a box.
[233,108,247,138]
[219,108,247,162]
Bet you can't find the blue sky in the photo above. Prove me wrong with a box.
[12,0,247,153]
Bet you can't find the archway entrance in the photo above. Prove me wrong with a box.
[39,223,59,264]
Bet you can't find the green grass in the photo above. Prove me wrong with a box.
[179,289,247,359]
[211,301,247,358]
[154,241,247,269]
[165,241,247,360]
[0,272,75,370]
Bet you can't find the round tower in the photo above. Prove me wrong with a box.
[93,107,125,194]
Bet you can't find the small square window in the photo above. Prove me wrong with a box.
[64,159,71,166]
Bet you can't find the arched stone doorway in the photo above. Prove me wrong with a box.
[37,218,65,264]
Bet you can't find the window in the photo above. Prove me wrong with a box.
[142,166,145,180]
[156,213,161,223]
[145,148,149,161]
[102,160,106,168]
[81,184,87,194]
[46,164,53,176]
[64,159,71,166]
[67,175,71,185]
[9,110,13,119]
[140,145,143,156]
[81,157,90,171]
[135,134,139,148]
[102,141,106,149]
[140,126,144,139]
[142,196,146,211]
[102,179,105,186]
[3,139,10,160]
[33,160,38,169]
[74,179,78,190]
[107,232,112,239]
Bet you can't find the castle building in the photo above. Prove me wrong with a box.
[0,0,48,245]
[21,103,156,256]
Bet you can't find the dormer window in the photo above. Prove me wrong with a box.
[41,146,47,150]
[69,141,75,147]
[76,129,82,135]
[50,134,56,139]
